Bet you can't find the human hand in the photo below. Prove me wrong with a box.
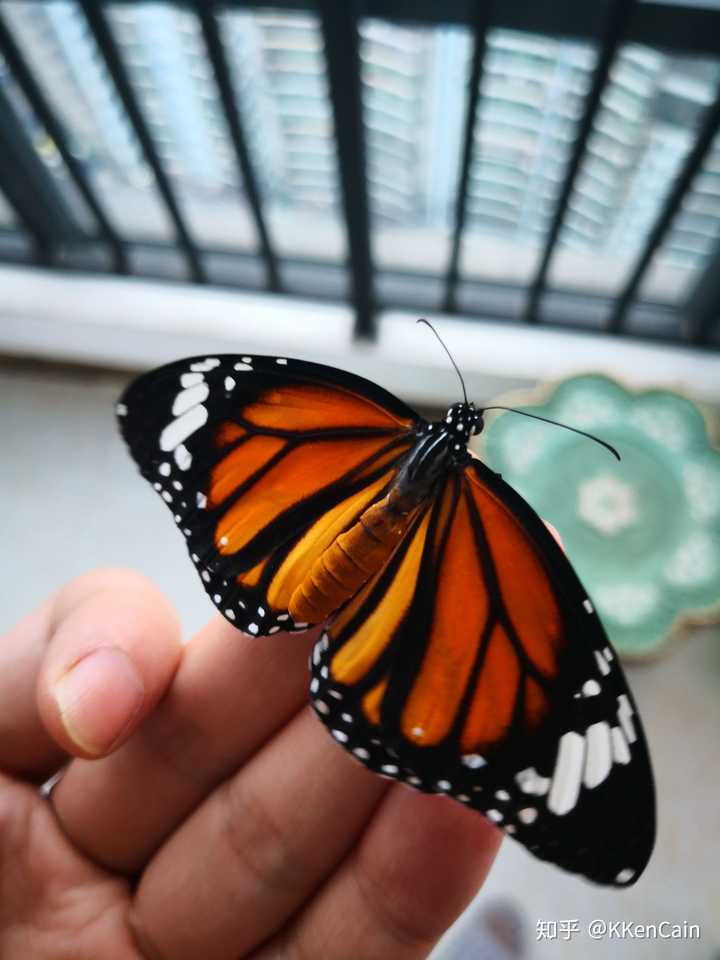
[0,568,501,960]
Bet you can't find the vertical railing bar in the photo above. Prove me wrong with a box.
[77,1,205,283]
[0,178,51,265]
[196,2,280,291]
[0,11,128,274]
[318,0,374,339]
[443,3,491,314]
[684,239,720,345]
[525,0,634,323]
[608,84,720,333]
[0,140,50,265]
[0,83,80,266]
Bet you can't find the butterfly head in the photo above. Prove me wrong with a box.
[444,401,484,447]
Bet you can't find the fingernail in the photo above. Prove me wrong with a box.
[53,647,144,755]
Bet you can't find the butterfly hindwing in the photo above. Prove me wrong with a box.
[310,458,655,886]
[117,354,418,633]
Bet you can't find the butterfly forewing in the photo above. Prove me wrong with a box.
[117,354,417,634]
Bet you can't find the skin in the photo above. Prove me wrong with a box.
[0,569,501,960]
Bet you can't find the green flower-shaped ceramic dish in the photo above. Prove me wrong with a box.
[477,374,720,659]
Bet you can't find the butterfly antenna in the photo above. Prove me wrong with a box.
[416,318,468,405]
[482,405,621,461]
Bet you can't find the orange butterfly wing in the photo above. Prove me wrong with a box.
[118,354,417,633]
[310,460,655,887]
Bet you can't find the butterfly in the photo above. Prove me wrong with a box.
[117,345,655,887]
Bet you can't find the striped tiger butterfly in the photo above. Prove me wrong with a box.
[117,327,655,887]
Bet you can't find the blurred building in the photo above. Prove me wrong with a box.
[1,2,720,308]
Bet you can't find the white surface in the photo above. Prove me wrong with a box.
[1,265,719,407]
[1,365,718,959]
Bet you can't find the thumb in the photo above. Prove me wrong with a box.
[36,569,182,759]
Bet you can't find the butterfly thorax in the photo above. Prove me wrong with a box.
[393,401,482,506]
[288,401,482,625]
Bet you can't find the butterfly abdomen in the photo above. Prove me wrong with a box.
[289,498,413,624]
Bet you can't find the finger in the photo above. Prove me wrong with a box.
[0,602,66,780]
[544,520,564,550]
[129,707,388,960]
[258,787,502,960]
[0,569,180,780]
[36,568,182,759]
[50,618,320,874]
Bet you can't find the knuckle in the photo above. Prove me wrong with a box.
[220,778,303,896]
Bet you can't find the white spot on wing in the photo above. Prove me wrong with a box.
[617,694,637,743]
[172,383,209,416]
[175,444,192,471]
[234,361,252,372]
[515,767,550,796]
[353,748,369,760]
[583,598,594,613]
[461,753,486,769]
[611,725,631,764]
[583,722,612,788]
[247,623,259,635]
[116,402,128,417]
[594,649,611,676]
[190,358,220,372]
[518,807,538,824]
[196,491,207,509]
[160,405,208,451]
[332,729,348,743]
[487,809,503,823]
[582,679,601,697]
[224,376,236,391]
[616,867,635,884]
[158,462,171,477]
[275,358,288,365]
[224,609,235,621]
[314,700,329,715]
[547,731,585,815]
[181,372,204,388]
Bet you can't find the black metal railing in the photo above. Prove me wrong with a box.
[0,0,719,348]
